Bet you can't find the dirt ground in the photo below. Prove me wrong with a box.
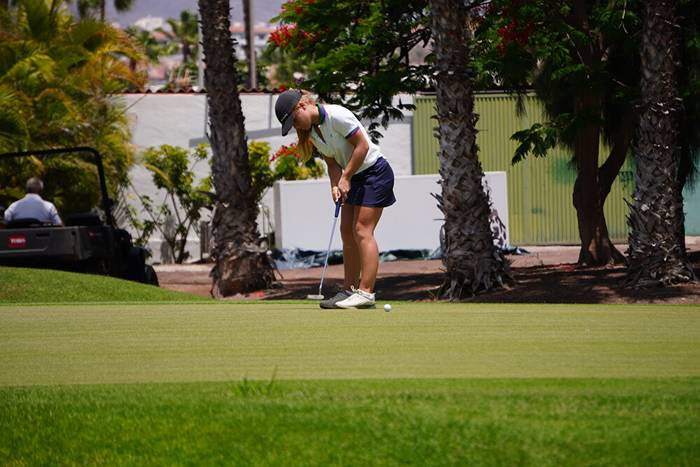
[155,239,700,304]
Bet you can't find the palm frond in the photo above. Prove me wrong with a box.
[3,49,56,90]
[0,87,29,151]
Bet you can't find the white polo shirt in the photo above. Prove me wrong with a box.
[310,104,382,174]
[4,194,62,225]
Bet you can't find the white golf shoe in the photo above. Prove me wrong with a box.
[335,288,376,309]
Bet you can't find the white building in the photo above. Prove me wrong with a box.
[230,22,275,62]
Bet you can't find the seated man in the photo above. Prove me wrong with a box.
[3,177,63,226]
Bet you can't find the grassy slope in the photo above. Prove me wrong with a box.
[1,378,699,465]
[0,266,212,303]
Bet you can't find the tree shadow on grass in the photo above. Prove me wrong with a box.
[261,252,700,304]
[609,250,700,304]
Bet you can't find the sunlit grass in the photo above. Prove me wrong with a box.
[1,378,699,465]
[0,266,212,303]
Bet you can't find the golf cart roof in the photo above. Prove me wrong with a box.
[0,147,114,226]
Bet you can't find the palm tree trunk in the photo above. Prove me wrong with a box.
[429,0,511,299]
[627,0,695,287]
[198,0,274,297]
[242,0,257,88]
[182,42,191,65]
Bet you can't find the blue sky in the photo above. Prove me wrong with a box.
[104,0,284,26]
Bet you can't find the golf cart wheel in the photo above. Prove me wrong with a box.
[144,264,159,286]
[83,258,109,276]
[125,246,147,282]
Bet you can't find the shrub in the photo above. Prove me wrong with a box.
[272,144,325,181]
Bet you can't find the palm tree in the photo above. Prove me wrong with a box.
[627,0,696,287]
[125,27,167,63]
[429,0,512,299]
[158,10,199,67]
[0,0,143,210]
[157,9,199,86]
[72,0,134,22]
[125,26,177,74]
[197,0,274,297]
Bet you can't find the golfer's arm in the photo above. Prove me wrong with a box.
[341,131,369,180]
[324,157,342,187]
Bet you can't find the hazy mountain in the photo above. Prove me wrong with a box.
[105,0,285,27]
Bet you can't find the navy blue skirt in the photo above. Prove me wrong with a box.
[346,157,396,208]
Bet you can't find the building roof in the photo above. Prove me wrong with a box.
[122,86,289,94]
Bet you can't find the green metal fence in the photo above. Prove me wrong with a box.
[684,184,700,235]
[413,92,636,245]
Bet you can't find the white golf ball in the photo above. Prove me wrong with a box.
[384,303,392,312]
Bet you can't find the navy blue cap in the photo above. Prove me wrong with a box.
[275,89,302,136]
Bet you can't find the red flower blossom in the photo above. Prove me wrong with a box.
[269,22,318,49]
[269,24,298,47]
[496,19,533,54]
[271,143,301,162]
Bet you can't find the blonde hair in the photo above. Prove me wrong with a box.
[295,90,317,163]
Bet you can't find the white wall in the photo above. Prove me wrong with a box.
[122,93,413,175]
[121,92,415,262]
[273,173,509,252]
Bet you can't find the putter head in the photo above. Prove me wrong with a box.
[307,294,324,300]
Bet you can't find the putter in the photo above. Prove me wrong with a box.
[307,199,342,300]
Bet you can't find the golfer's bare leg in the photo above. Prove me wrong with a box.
[353,205,383,293]
[340,203,361,290]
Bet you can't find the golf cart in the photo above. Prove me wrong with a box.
[0,147,158,285]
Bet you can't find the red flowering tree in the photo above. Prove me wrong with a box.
[268,0,431,141]
[474,0,643,266]
[477,0,699,267]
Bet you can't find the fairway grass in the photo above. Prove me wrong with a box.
[1,302,698,465]
[1,378,699,465]
[1,302,699,384]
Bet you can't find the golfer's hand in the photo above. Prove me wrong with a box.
[338,176,350,202]
[332,186,342,203]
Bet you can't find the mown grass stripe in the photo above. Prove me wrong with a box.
[1,303,698,386]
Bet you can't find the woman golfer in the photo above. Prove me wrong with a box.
[275,89,395,309]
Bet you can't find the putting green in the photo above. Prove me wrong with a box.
[1,302,698,386]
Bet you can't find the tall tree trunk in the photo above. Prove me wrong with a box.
[429,0,511,299]
[571,116,633,267]
[569,0,626,267]
[242,0,257,88]
[198,0,274,297]
[598,113,635,204]
[572,91,626,266]
[182,42,191,65]
[627,0,695,287]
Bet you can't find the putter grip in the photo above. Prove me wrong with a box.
[334,199,341,218]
